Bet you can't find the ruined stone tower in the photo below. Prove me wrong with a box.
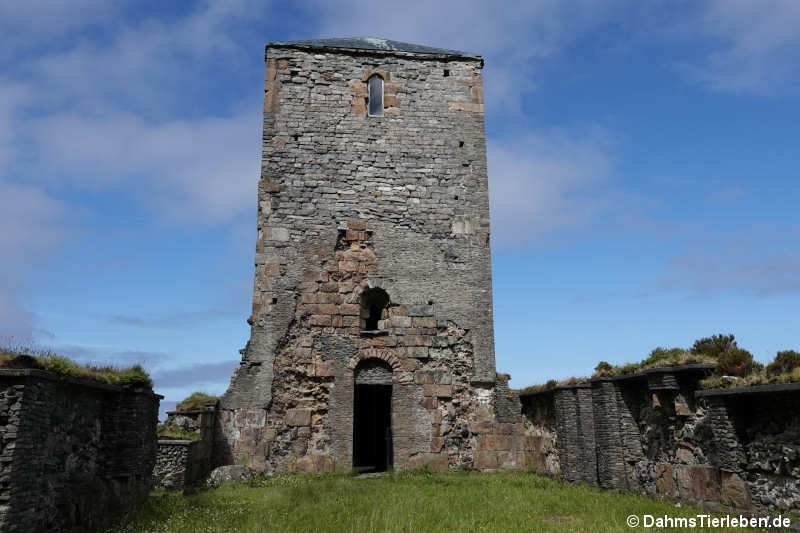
[218,37,526,473]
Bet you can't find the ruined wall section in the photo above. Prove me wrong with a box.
[219,221,520,472]
[0,370,159,533]
[519,369,800,513]
[519,392,559,475]
[156,407,217,489]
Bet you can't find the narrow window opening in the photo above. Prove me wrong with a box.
[271,297,277,304]
[368,75,384,117]
[443,69,450,77]
[366,306,381,330]
[361,287,390,332]
[459,141,464,148]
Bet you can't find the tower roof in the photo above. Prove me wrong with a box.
[268,37,481,60]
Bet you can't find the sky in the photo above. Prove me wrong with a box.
[1,1,799,417]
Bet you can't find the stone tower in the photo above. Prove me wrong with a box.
[218,37,525,473]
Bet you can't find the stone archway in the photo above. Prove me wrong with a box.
[353,359,393,472]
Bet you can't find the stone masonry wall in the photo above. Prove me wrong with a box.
[216,42,530,473]
[155,407,217,488]
[519,367,800,513]
[518,392,559,476]
[0,370,160,533]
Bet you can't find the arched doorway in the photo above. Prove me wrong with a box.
[353,359,392,472]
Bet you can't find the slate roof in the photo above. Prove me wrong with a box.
[268,37,480,59]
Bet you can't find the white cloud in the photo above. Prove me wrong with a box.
[0,180,64,260]
[0,82,32,173]
[487,129,616,246]
[309,0,629,114]
[661,226,800,296]
[30,110,260,222]
[1,1,267,224]
[0,179,67,340]
[0,289,36,341]
[0,1,117,62]
[674,0,800,95]
[28,2,260,115]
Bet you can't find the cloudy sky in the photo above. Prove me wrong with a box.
[1,1,799,414]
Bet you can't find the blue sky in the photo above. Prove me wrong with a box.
[1,1,799,415]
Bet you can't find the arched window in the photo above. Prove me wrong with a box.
[360,287,389,330]
[368,74,383,117]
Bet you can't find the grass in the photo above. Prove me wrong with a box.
[176,392,219,411]
[0,343,152,388]
[593,349,717,379]
[517,376,589,395]
[157,425,201,441]
[700,366,800,389]
[105,472,759,533]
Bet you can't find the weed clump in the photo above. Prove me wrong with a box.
[766,350,800,377]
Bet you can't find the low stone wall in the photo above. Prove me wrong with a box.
[519,366,800,513]
[155,441,193,489]
[155,407,216,488]
[518,392,558,476]
[0,369,160,533]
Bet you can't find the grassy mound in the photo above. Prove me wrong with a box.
[176,392,219,411]
[0,346,151,388]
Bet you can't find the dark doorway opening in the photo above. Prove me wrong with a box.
[353,384,392,472]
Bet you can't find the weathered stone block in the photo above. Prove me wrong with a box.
[720,472,751,509]
[655,464,677,497]
[406,347,429,358]
[340,304,360,315]
[677,465,720,502]
[309,315,331,326]
[406,304,434,317]
[424,384,452,398]
[412,317,436,328]
[265,227,290,241]
[314,362,335,377]
[474,450,499,470]
[285,409,312,427]
[347,220,366,231]
[480,434,510,451]
[400,336,431,347]
[420,396,438,409]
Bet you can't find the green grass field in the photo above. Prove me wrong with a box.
[105,471,768,532]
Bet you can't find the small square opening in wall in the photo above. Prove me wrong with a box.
[271,297,278,304]
[444,69,450,77]
[459,141,464,148]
